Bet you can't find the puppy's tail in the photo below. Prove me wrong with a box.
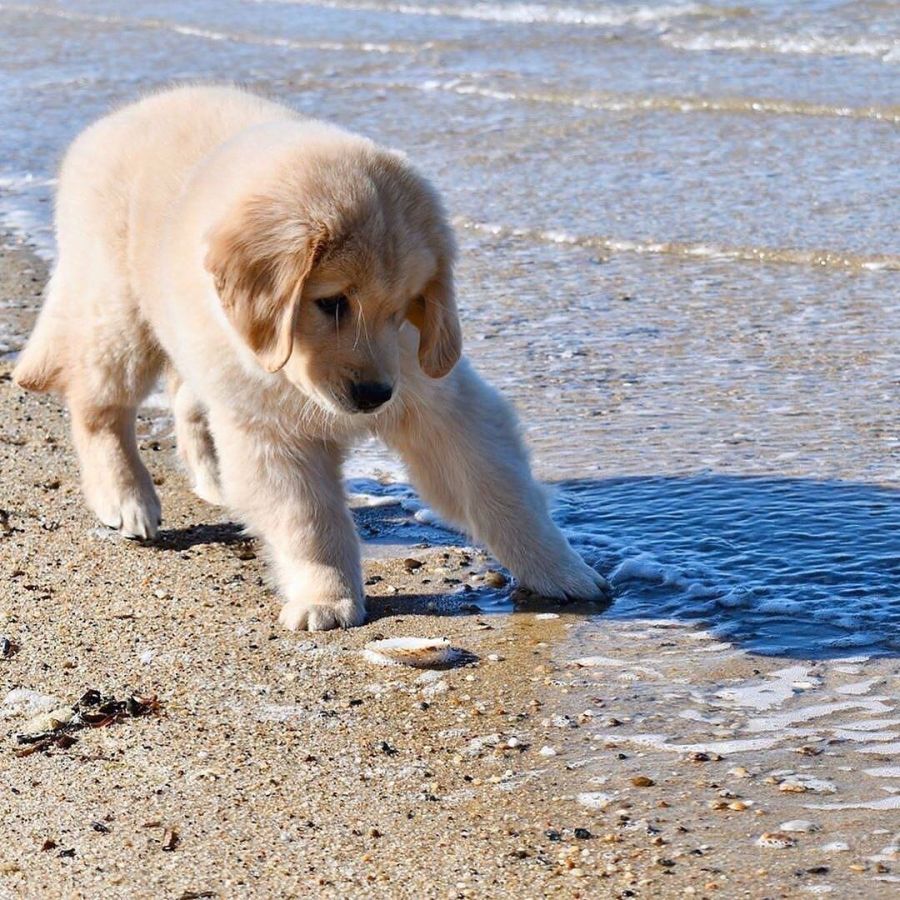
[13,273,67,393]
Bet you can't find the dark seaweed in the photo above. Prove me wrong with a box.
[13,691,160,756]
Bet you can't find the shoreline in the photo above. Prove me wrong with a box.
[1,242,899,897]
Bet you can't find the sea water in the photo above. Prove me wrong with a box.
[0,0,897,656]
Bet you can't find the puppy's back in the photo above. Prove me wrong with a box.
[14,86,297,392]
[58,85,297,265]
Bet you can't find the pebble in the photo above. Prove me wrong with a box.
[483,571,507,588]
[630,776,655,787]
[539,746,558,757]
[534,613,559,620]
[779,782,808,793]
[779,776,836,794]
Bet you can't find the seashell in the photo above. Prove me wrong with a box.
[756,832,797,849]
[20,707,73,736]
[363,637,459,668]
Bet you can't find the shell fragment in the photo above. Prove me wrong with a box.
[363,637,459,668]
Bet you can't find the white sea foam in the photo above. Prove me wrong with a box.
[0,3,411,54]
[808,796,900,812]
[251,0,713,28]
[620,733,781,754]
[662,30,900,63]
[421,78,900,124]
[747,700,893,734]
[835,678,881,695]
[832,730,900,743]
[0,172,55,259]
[347,492,402,508]
[829,718,900,732]
[715,666,811,711]
[454,218,900,272]
[858,742,900,755]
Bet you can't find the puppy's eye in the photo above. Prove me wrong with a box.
[315,295,349,319]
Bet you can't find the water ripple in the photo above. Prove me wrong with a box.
[556,475,900,657]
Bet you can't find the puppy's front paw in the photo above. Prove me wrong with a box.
[86,478,161,540]
[279,594,366,631]
[518,552,611,602]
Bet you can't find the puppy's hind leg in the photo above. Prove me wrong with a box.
[384,360,611,602]
[168,370,223,506]
[65,309,164,540]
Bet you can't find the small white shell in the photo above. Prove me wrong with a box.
[20,707,73,735]
[756,832,797,849]
[779,820,820,833]
[576,792,614,810]
[363,637,458,668]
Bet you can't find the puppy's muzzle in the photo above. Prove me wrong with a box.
[349,380,393,413]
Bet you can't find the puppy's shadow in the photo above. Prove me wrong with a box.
[364,589,612,625]
[146,473,899,659]
[152,521,247,552]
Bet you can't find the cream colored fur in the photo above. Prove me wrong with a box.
[14,85,609,630]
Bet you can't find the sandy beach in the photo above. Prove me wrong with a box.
[2,0,899,896]
[2,240,899,898]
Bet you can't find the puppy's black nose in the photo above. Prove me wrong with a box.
[350,381,393,412]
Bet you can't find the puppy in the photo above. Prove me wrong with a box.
[14,85,609,630]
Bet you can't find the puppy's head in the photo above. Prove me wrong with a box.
[204,141,460,415]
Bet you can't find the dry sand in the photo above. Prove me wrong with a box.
[1,241,899,898]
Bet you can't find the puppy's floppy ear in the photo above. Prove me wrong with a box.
[408,262,462,379]
[205,199,324,373]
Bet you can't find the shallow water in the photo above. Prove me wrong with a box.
[0,0,897,656]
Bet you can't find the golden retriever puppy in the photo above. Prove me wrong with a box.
[14,85,610,630]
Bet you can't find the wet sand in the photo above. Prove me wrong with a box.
[2,244,899,898]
